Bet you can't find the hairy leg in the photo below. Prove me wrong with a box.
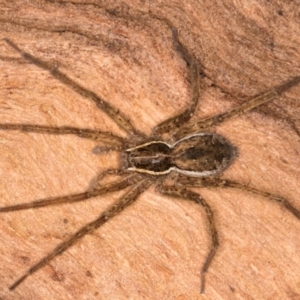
[158,183,219,293]
[0,173,141,212]
[0,123,125,146]
[153,27,200,135]
[89,169,131,189]
[8,176,152,290]
[174,75,300,139]
[3,38,142,137]
[178,176,300,220]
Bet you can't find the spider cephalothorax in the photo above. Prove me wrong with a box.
[1,24,300,294]
[124,133,236,177]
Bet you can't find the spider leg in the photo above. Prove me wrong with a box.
[157,183,219,294]
[178,176,300,220]
[153,27,200,135]
[89,169,131,190]
[3,38,142,137]
[8,177,152,290]
[0,173,141,212]
[0,123,125,146]
[174,75,300,139]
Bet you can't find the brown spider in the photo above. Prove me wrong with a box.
[1,26,300,293]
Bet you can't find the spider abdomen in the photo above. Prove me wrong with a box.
[124,133,236,177]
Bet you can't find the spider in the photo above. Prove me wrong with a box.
[1,25,300,294]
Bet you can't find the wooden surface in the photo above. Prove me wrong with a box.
[0,1,300,299]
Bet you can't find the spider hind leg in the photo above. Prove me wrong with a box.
[158,183,219,294]
[179,176,300,220]
[6,174,152,290]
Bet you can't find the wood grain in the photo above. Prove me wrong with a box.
[0,1,299,299]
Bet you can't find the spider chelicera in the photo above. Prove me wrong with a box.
[1,25,300,293]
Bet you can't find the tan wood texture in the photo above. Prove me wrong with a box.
[0,1,299,299]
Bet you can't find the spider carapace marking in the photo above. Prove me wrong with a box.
[124,133,236,176]
[1,23,300,294]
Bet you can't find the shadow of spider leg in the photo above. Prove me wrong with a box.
[157,183,218,294]
[178,176,300,220]
[0,174,151,290]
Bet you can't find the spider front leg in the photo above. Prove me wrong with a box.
[153,27,201,136]
[0,123,125,147]
[158,183,219,294]
[3,38,143,137]
[178,176,300,220]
